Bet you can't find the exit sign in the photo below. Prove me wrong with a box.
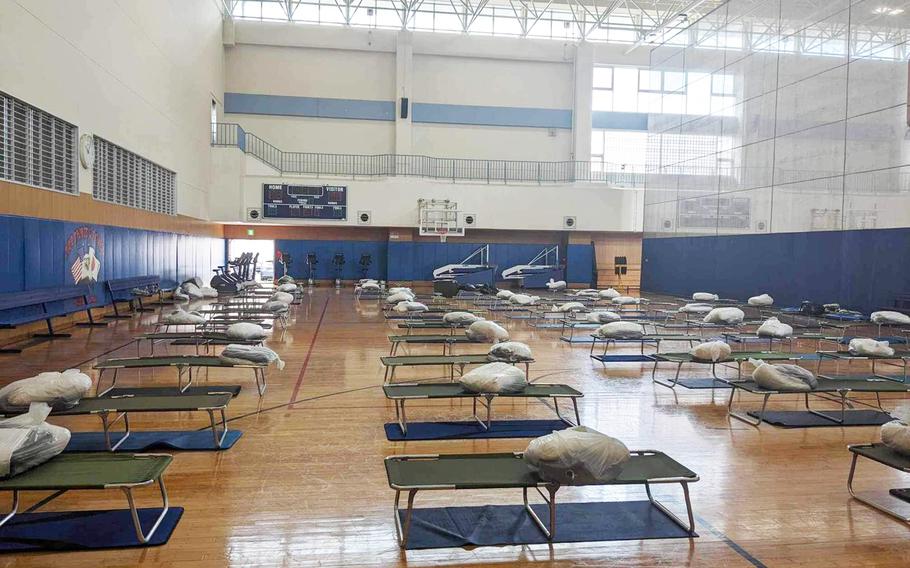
[246,229,255,236]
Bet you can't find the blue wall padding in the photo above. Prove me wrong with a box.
[641,228,910,313]
[566,244,594,285]
[0,214,225,320]
[275,239,389,281]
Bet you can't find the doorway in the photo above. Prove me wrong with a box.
[227,239,275,281]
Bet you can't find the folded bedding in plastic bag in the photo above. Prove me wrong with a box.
[277,283,298,293]
[393,301,428,313]
[574,289,600,298]
[881,420,910,456]
[239,281,260,290]
[598,288,620,299]
[611,296,641,305]
[555,302,587,313]
[386,291,415,304]
[183,283,204,299]
[465,320,510,343]
[848,338,895,357]
[679,303,713,314]
[264,300,290,313]
[524,426,630,484]
[594,322,644,339]
[277,275,296,284]
[871,311,910,325]
[488,341,533,362]
[160,308,205,325]
[219,344,285,370]
[270,291,295,304]
[198,286,219,298]
[388,287,411,295]
[748,293,774,306]
[703,307,745,325]
[692,292,719,301]
[510,294,539,306]
[689,341,732,362]
[496,290,515,300]
[750,359,817,391]
[546,279,566,291]
[173,290,190,302]
[358,281,381,291]
[442,311,482,325]
[459,362,527,394]
[225,322,268,340]
[0,370,92,412]
[587,311,621,324]
[0,403,70,478]
[756,317,793,338]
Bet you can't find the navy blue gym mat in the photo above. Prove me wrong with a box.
[671,378,732,389]
[398,501,695,550]
[66,430,243,452]
[384,420,568,441]
[591,354,655,363]
[0,507,183,553]
[747,410,893,427]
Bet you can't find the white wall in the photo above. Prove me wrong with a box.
[0,0,224,219]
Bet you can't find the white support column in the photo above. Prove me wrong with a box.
[572,41,594,162]
[395,30,414,156]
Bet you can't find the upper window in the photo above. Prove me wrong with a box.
[93,137,176,215]
[0,92,78,194]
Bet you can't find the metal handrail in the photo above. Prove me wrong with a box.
[211,122,644,186]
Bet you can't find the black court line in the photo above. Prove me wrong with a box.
[694,514,767,568]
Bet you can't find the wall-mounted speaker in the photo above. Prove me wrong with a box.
[462,213,477,226]
[358,211,372,225]
[246,208,261,221]
[563,216,577,229]
[400,97,409,119]
[662,219,673,230]
[756,220,767,231]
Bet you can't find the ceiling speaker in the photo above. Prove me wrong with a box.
[358,211,372,225]
[563,216,577,229]
[246,208,261,222]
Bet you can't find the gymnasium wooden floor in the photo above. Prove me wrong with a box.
[1,288,909,567]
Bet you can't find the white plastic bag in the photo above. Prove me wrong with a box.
[555,302,587,313]
[871,311,910,325]
[496,290,515,300]
[239,281,260,290]
[748,293,774,306]
[0,370,92,412]
[546,279,566,291]
[160,308,205,325]
[611,296,641,305]
[0,403,70,478]
[678,303,713,314]
[270,291,295,304]
[510,294,539,306]
[848,338,895,357]
[689,341,732,362]
[756,317,793,338]
[488,341,533,362]
[277,283,298,293]
[198,286,219,298]
[459,362,528,394]
[277,275,296,284]
[359,281,381,291]
[173,290,189,302]
[264,300,290,313]
[574,289,600,297]
[587,311,621,324]
[388,287,412,295]
[393,301,428,313]
[703,307,745,325]
[692,292,718,301]
[598,288,620,299]
[595,322,644,339]
[225,322,268,340]
[524,426,630,484]
[183,282,204,299]
[465,320,510,343]
[750,359,817,391]
[386,291,415,304]
[442,311,482,325]
[219,344,285,370]
[881,420,910,456]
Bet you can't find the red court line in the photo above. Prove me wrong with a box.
[288,296,330,408]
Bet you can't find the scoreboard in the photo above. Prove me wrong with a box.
[262,184,347,220]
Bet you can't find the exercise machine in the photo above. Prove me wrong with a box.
[276,251,292,280]
[332,253,346,288]
[305,253,318,286]
[210,252,252,293]
[359,254,372,280]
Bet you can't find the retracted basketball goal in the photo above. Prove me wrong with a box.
[418,199,465,242]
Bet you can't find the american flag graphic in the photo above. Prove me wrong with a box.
[71,257,85,283]
[70,251,100,283]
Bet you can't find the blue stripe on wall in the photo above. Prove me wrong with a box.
[641,229,910,314]
[224,92,396,122]
[411,103,573,129]
[592,111,649,131]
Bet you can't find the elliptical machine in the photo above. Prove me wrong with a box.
[210,252,247,293]
[332,253,346,288]
[276,251,292,281]
[305,253,318,287]
[358,254,372,280]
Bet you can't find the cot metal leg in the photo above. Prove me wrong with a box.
[523,486,557,540]
[848,453,910,522]
[727,388,768,427]
[254,368,267,396]
[178,367,193,393]
[553,396,581,427]
[645,481,697,534]
[394,489,418,548]
[472,396,492,430]
[99,411,132,451]
[652,361,684,390]
[121,477,170,544]
[96,368,119,397]
[0,490,20,529]
[396,400,408,435]
[803,391,847,424]
[208,408,230,448]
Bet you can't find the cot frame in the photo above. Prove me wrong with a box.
[847,443,910,523]
[95,356,267,396]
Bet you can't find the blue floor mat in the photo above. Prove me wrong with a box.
[748,410,893,427]
[0,507,183,552]
[384,420,569,441]
[65,430,242,452]
[398,500,695,550]
[591,354,655,363]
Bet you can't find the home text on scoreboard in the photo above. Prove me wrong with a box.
[262,184,347,220]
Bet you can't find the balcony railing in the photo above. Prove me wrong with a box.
[212,122,644,186]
